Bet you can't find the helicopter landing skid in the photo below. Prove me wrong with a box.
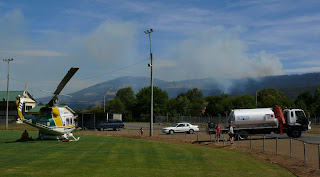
[62,133,80,141]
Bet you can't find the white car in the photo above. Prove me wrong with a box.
[162,123,199,134]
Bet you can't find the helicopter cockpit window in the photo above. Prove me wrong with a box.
[41,110,52,119]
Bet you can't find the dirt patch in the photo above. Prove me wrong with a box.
[75,129,320,177]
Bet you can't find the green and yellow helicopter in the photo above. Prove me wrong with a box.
[16,67,80,141]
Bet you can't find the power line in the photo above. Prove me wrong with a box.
[77,58,149,81]
[10,58,149,85]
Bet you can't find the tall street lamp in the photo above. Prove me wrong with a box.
[104,92,108,113]
[144,28,153,137]
[3,58,13,130]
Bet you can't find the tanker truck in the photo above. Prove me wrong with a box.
[207,105,311,139]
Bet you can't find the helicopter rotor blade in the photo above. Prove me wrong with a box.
[47,67,79,107]
[54,67,79,95]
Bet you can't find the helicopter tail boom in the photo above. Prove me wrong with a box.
[16,96,25,121]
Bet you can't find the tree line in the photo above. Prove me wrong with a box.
[83,87,320,122]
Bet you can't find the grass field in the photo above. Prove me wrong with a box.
[0,130,294,177]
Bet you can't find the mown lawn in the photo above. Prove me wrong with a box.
[0,130,294,177]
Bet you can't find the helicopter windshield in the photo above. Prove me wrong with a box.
[40,108,52,119]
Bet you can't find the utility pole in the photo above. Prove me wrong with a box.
[104,92,108,113]
[144,28,154,137]
[3,58,13,130]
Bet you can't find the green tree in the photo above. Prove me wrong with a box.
[219,93,233,115]
[116,87,135,105]
[205,96,221,115]
[134,86,169,121]
[181,88,204,116]
[115,87,136,121]
[206,94,233,116]
[294,91,313,111]
[167,96,190,117]
[313,88,320,118]
[257,88,293,108]
[105,98,125,114]
[232,95,256,109]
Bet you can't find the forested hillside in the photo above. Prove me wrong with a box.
[36,72,320,110]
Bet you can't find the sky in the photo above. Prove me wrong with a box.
[0,0,320,98]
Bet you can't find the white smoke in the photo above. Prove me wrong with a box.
[83,21,139,66]
[155,26,283,91]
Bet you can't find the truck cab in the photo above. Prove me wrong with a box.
[283,109,310,132]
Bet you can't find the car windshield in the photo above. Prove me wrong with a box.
[173,123,178,127]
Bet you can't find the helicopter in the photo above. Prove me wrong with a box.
[16,67,80,141]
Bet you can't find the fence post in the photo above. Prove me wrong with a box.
[223,134,225,146]
[263,135,265,152]
[94,113,96,129]
[276,137,278,155]
[197,131,199,142]
[290,138,292,158]
[304,143,307,163]
[82,114,84,129]
[318,144,320,169]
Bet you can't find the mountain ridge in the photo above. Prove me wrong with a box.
[36,72,320,110]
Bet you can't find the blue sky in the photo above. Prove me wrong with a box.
[0,0,320,98]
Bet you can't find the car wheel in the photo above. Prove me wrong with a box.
[189,129,194,134]
[169,130,174,134]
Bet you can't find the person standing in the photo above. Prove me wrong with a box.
[216,124,221,143]
[228,123,234,145]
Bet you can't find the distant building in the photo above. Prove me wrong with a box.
[0,91,36,123]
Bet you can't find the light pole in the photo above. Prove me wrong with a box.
[144,28,153,137]
[103,92,108,113]
[3,58,13,130]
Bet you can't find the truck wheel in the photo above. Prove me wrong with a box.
[100,127,104,131]
[169,130,174,134]
[237,130,248,140]
[189,129,194,134]
[286,131,292,137]
[290,129,301,138]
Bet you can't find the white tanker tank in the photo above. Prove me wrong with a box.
[228,108,278,128]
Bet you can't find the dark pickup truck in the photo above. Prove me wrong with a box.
[96,119,124,131]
